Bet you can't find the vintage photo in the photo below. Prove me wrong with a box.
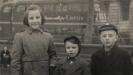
[0,0,133,75]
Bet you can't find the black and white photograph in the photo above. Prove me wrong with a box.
[0,0,133,75]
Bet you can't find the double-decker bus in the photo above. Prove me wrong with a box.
[0,0,93,49]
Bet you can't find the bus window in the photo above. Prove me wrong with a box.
[13,5,26,22]
[0,5,12,21]
[3,6,11,13]
[43,4,54,12]
[11,4,27,35]
[16,5,26,12]
[0,5,12,40]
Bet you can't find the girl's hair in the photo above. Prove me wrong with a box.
[23,5,45,26]
[64,36,81,56]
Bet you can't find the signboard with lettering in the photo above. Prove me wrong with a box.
[42,1,89,23]
[11,0,89,23]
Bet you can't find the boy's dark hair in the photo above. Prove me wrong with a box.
[64,36,81,56]
[23,5,45,26]
[98,24,118,34]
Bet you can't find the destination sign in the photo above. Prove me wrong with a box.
[1,0,89,23]
[44,12,87,22]
[42,2,89,23]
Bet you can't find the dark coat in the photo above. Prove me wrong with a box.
[11,29,56,75]
[91,46,133,75]
[54,57,90,75]
[0,50,11,65]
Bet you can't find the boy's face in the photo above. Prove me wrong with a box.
[28,9,42,29]
[100,30,118,48]
[65,41,79,58]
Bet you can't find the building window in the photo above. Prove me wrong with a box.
[94,0,109,23]
[120,0,130,21]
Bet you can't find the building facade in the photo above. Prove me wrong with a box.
[93,0,133,45]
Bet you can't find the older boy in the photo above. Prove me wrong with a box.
[91,24,133,75]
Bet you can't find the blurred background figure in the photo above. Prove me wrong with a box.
[0,46,11,68]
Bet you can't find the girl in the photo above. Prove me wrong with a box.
[11,5,56,75]
[54,36,90,75]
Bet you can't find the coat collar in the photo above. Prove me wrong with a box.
[25,27,43,34]
[61,57,82,75]
[101,45,119,56]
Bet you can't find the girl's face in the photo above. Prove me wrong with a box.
[28,9,42,29]
[65,41,79,57]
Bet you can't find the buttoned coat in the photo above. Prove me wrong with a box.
[11,29,56,75]
[54,57,90,75]
[0,49,11,65]
[91,46,133,75]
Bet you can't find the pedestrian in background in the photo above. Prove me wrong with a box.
[0,46,11,68]
[54,36,90,75]
[91,24,133,75]
[11,5,56,75]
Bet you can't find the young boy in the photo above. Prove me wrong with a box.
[54,36,90,75]
[91,24,133,75]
